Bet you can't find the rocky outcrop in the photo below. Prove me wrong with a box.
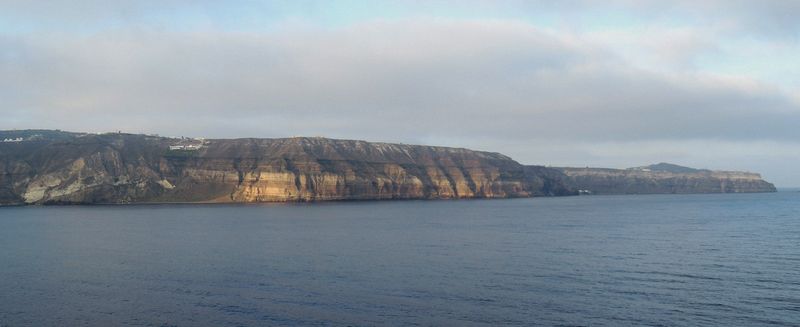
[555,163,777,195]
[0,131,575,205]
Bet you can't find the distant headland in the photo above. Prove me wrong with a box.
[0,130,776,205]
[556,163,776,195]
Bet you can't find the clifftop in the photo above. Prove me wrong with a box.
[631,163,705,173]
[199,136,514,164]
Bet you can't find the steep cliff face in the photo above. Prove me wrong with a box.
[0,131,575,205]
[556,163,777,195]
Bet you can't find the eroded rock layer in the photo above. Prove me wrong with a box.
[0,131,575,205]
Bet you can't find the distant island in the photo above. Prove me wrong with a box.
[0,130,776,205]
[556,163,776,195]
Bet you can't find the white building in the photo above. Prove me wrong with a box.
[169,144,203,151]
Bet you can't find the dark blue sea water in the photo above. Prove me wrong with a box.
[1,192,799,326]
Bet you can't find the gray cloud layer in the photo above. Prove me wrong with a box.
[3,20,797,138]
[1,8,799,185]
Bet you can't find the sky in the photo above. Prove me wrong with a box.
[1,1,799,186]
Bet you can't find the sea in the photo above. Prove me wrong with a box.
[1,191,799,326]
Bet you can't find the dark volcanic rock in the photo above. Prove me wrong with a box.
[555,163,777,195]
[0,131,575,205]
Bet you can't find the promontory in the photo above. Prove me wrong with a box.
[556,163,776,195]
[0,130,573,205]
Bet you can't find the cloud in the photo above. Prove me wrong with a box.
[2,19,797,139]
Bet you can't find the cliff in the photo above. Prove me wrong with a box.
[555,163,777,195]
[0,131,575,205]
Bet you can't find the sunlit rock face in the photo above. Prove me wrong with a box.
[0,131,575,205]
[556,163,777,195]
